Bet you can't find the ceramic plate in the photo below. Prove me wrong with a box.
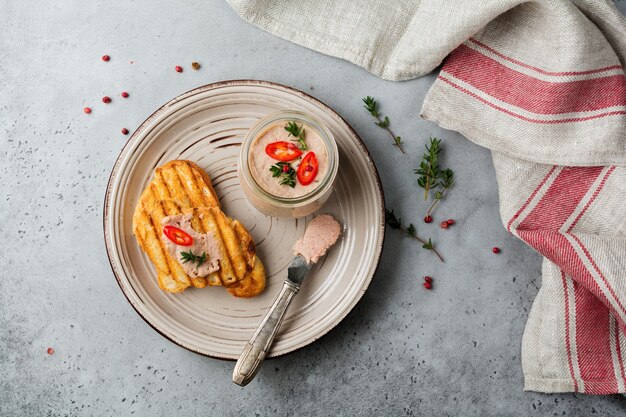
[104,80,385,359]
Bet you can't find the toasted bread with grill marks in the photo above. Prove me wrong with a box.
[226,256,266,298]
[132,160,265,297]
[138,160,220,214]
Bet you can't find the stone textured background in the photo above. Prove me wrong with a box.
[1,1,625,416]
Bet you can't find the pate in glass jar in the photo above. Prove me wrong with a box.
[238,111,339,217]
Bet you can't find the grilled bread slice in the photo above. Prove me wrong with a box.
[133,160,265,296]
[138,160,220,215]
[226,256,266,298]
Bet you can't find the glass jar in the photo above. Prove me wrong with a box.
[238,111,339,218]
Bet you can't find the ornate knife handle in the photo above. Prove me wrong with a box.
[232,280,300,386]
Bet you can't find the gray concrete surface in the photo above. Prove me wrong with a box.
[1,1,625,416]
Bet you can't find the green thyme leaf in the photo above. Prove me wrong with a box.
[362,96,378,117]
[361,96,405,153]
[385,209,402,229]
[414,137,442,200]
[386,208,444,262]
[439,168,454,189]
[269,162,296,188]
[376,116,390,128]
[421,143,455,218]
[269,165,282,177]
[180,250,207,267]
[285,121,307,150]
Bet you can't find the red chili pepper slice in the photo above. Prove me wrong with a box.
[265,141,303,162]
[297,152,319,186]
[163,225,194,246]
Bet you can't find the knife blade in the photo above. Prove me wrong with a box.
[232,255,311,386]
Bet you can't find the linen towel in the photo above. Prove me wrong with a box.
[228,0,626,394]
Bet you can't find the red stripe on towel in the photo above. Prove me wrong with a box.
[574,283,618,394]
[567,166,616,232]
[437,75,626,123]
[514,166,626,318]
[518,230,610,308]
[506,166,558,232]
[517,167,603,230]
[442,44,626,114]
[468,38,623,76]
[569,233,626,318]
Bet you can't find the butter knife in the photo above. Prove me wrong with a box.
[232,254,310,386]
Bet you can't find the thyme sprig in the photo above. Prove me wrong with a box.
[425,168,454,218]
[362,96,405,153]
[415,138,442,200]
[180,250,207,267]
[415,138,455,217]
[386,209,444,262]
[285,121,307,151]
[269,162,296,188]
